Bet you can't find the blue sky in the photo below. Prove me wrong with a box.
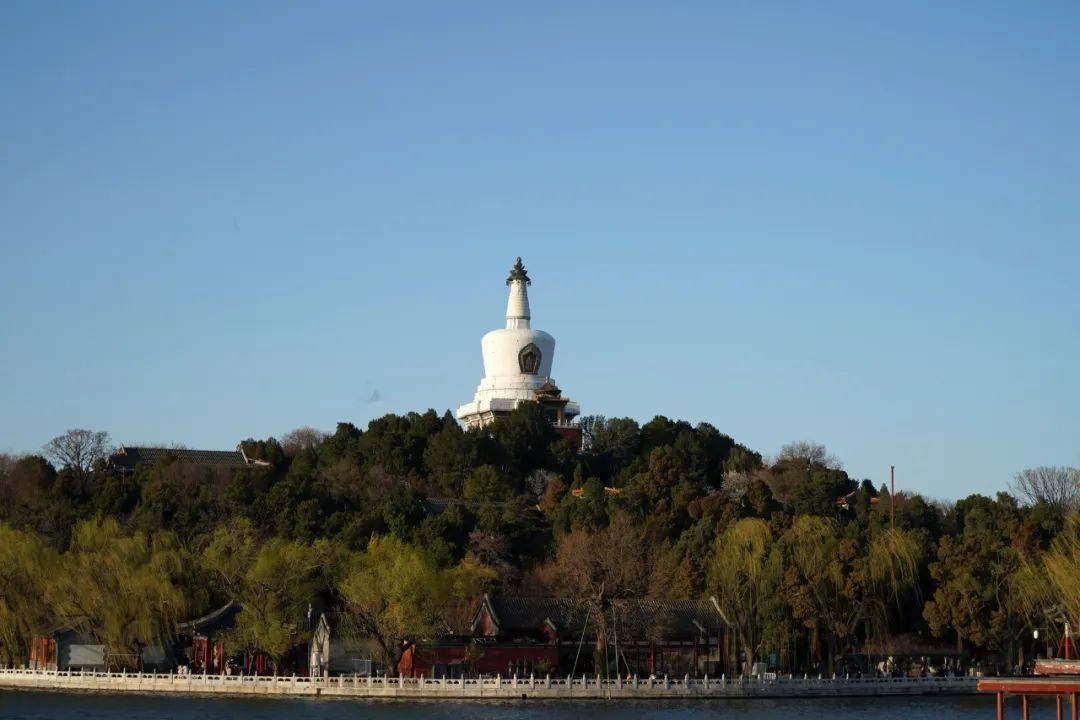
[1,1,1077,499]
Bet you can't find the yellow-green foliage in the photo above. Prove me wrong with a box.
[0,524,57,666]
[1043,515,1080,628]
[866,526,921,610]
[202,521,333,663]
[47,517,187,668]
[339,534,493,667]
[706,518,782,674]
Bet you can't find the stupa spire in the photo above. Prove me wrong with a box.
[506,256,531,285]
[505,257,531,329]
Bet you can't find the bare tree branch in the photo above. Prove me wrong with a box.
[1010,466,1080,512]
[279,427,328,456]
[776,441,842,470]
[42,429,112,473]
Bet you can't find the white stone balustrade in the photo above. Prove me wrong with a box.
[0,667,978,700]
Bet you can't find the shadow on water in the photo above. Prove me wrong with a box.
[0,691,1017,720]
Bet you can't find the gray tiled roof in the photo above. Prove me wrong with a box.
[178,601,242,635]
[109,446,250,471]
[484,597,587,633]
[610,598,725,637]
[480,596,723,639]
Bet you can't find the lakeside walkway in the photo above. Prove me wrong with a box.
[0,668,977,700]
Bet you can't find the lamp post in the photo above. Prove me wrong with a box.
[890,466,895,531]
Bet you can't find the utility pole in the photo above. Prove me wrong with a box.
[890,465,895,531]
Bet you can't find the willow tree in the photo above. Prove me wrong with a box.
[1006,515,1080,664]
[706,518,783,675]
[784,517,919,673]
[1010,552,1061,661]
[47,517,187,669]
[205,534,335,668]
[339,534,493,673]
[0,524,57,666]
[200,517,260,599]
[1043,515,1080,630]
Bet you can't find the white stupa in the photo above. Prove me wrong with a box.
[456,258,580,430]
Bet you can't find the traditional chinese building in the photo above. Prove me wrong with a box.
[397,595,727,679]
[176,601,243,675]
[108,445,266,473]
[28,626,106,671]
[456,258,580,446]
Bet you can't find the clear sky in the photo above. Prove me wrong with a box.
[1,1,1077,499]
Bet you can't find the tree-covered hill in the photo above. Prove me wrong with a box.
[0,404,1076,676]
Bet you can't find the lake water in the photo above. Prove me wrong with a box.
[0,691,1023,720]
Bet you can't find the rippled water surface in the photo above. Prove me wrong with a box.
[0,691,1023,720]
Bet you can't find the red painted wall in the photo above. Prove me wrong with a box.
[476,607,498,637]
[474,646,559,675]
[29,636,57,670]
[399,644,559,677]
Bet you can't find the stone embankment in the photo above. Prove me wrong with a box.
[0,668,978,700]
